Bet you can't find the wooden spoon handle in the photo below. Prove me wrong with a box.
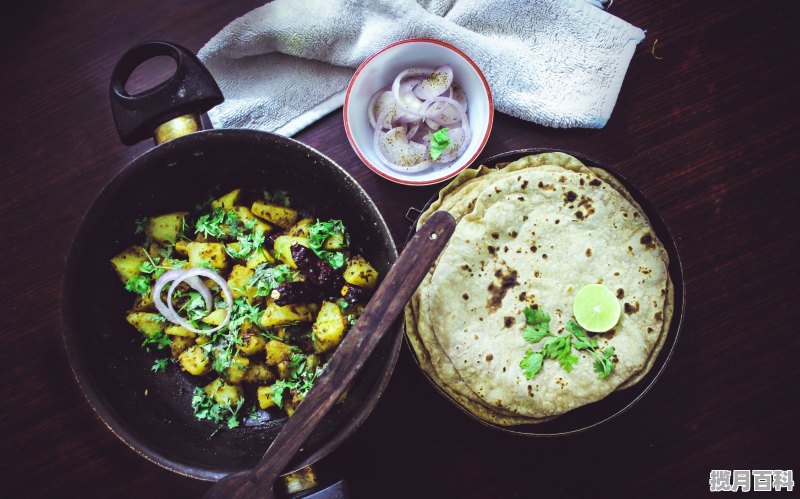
[205,211,456,499]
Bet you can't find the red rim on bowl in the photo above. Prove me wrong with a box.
[344,38,494,186]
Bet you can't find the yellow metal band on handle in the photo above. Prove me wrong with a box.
[154,113,202,144]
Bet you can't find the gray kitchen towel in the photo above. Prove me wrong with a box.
[198,0,645,136]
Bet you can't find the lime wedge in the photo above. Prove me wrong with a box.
[573,284,621,333]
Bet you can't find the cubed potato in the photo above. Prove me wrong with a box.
[174,239,189,256]
[226,265,257,301]
[201,308,228,326]
[260,300,315,327]
[312,301,347,353]
[146,212,189,243]
[287,218,315,237]
[204,378,243,406]
[186,242,227,269]
[243,362,275,384]
[170,335,194,358]
[265,339,293,366]
[111,246,148,284]
[257,385,277,409]
[179,345,210,375]
[322,231,347,250]
[276,360,291,380]
[272,235,309,268]
[125,311,165,337]
[232,206,273,235]
[224,354,250,383]
[245,248,276,268]
[211,189,241,210]
[342,255,379,290]
[251,200,299,229]
[165,324,197,338]
[237,328,267,356]
[187,241,228,270]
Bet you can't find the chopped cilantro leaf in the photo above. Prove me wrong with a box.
[125,275,151,296]
[307,219,349,269]
[191,387,244,429]
[519,350,544,379]
[429,127,452,161]
[141,331,171,351]
[195,208,227,239]
[249,263,294,297]
[151,358,168,372]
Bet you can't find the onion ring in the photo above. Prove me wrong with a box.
[154,267,233,335]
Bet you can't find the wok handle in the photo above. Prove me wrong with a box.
[109,40,223,145]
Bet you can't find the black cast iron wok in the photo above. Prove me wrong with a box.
[61,41,401,484]
[405,148,685,436]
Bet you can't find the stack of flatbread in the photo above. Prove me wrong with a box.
[405,153,673,425]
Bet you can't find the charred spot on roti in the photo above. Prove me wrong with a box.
[486,269,519,312]
[487,245,497,256]
[461,264,472,272]
[534,270,541,278]
[555,219,560,224]
[523,215,529,221]
[537,181,555,191]
[596,278,604,284]
[647,326,654,333]
[575,210,585,220]
[640,232,656,249]
[491,231,499,239]
[559,176,566,182]
[530,245,537,253]
[604,328,616,339]
[521,180,529,189]
[624,301,640,315]
[510,230,518,238]
[542,254,548,259]
[617,288,625,299]
[564,191,578,203]
[494,269,503,277]
[462,293,469,300]
[503,246,509,253]
[486,353,493,362]
[585,248,592,257]
[527,385,533,397]
[639,266,652,275]
[633,212,640,218]
[589,178,602,187]
[494,187,501,194]
[503,316,515,328]
[655,311,664,322]
[518,291,527,301]
[579,178,585,186]
[518,196,525,201]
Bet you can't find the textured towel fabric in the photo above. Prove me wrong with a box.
[198,0,644,136]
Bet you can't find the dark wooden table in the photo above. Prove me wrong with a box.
[2,1,798,497]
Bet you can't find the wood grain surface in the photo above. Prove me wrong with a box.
[1,1,798,498]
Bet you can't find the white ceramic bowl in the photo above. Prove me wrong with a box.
[344,38,493,186]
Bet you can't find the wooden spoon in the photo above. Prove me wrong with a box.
[204,211,456,499]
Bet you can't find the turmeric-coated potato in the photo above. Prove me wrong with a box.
[265,339,293,366]
[125,311,165,337]
[312,301,347,353]
[260,300,315,328]
[146,212,189,244]
[272,235,308,269]
[342,255,379,290]
[251,201,298,229]
[179,345,210,375]
[187,241,228,271]
[204,378,242,406]
[111,246,148,284]
[257,385,276,409]
[211,189,241,210]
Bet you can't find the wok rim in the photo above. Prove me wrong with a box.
[403,147,685,437]
[61,129,402,480]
